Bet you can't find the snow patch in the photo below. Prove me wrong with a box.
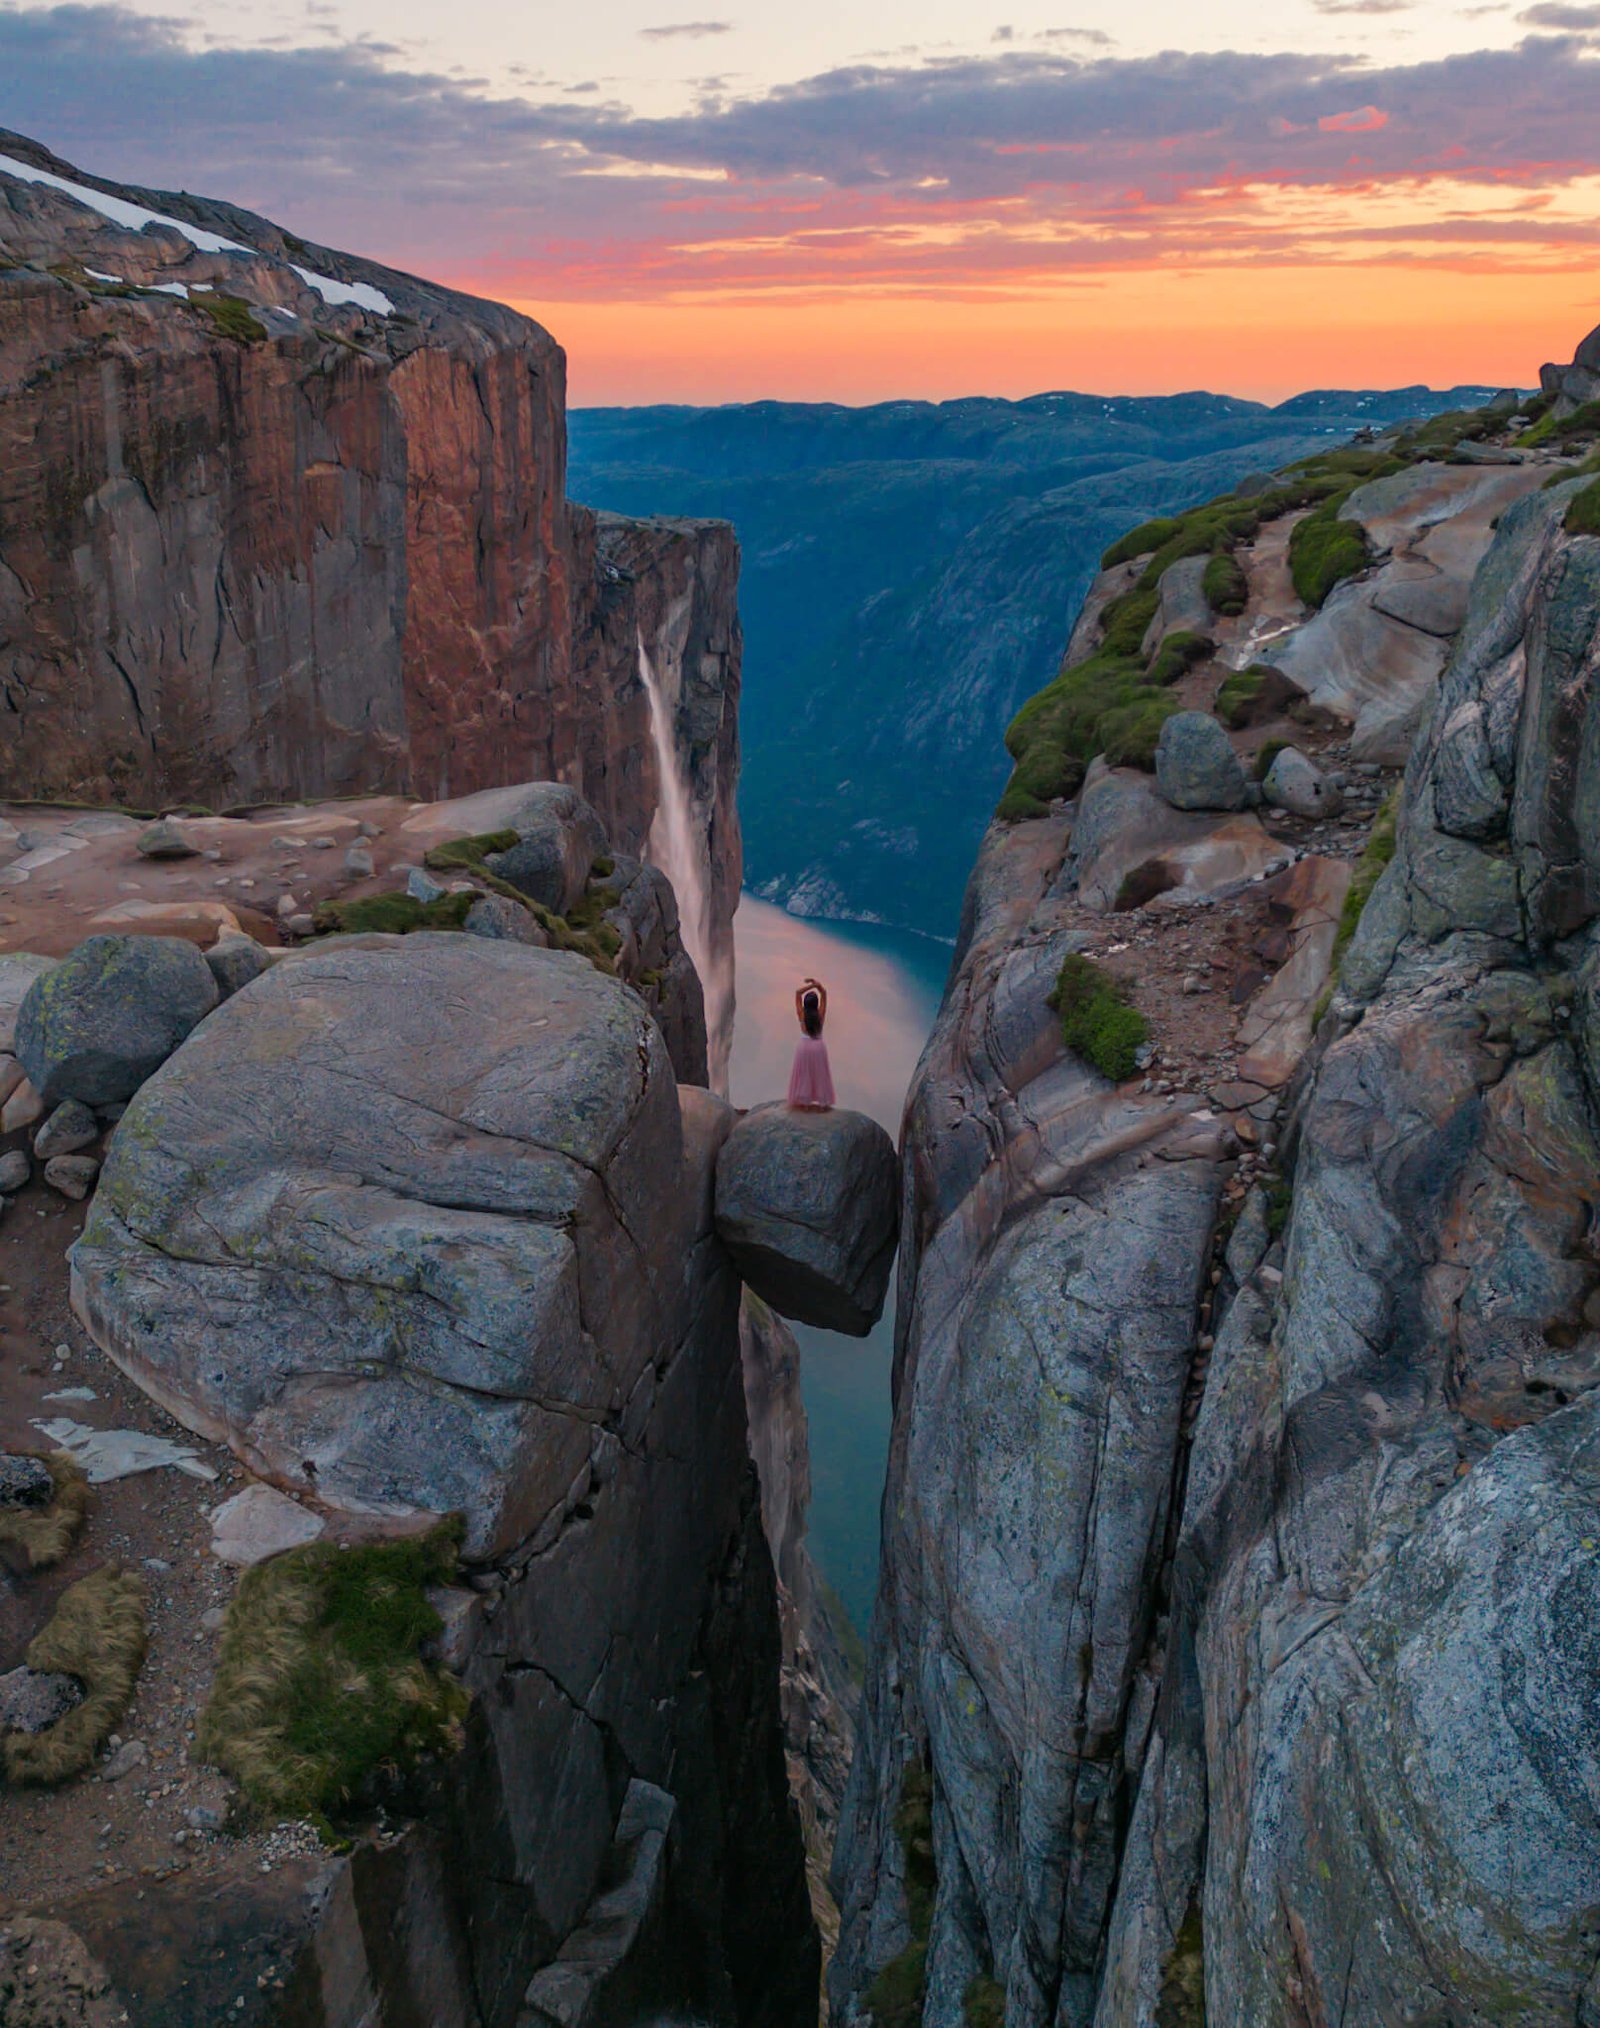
[85,268,122,283]
[0,150,250,256]
[291,262,394,316]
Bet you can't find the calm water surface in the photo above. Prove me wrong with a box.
[729,897,950,1636]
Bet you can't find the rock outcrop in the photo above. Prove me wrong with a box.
[1540,317,1600,412]
[0,133,742,1031]
[832,376,1600,2023]
[60,933,818,2023]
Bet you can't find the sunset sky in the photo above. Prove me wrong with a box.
[2,0,1597,402]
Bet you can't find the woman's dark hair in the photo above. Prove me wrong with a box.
[802,989,823,1038]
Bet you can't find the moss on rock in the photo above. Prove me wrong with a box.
[1050,953,1148,1082]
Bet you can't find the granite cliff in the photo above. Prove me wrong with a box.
[0,131,741,1054]
[832,346,1600,2024]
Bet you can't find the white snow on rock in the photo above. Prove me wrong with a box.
[0,150,250,256]
[85,268,122,283]
[290,262,394,316]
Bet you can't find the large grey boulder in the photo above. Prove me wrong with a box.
[14,935,219,1107]
[714,1104,899,1335]
[486,783,610,917]
[70,935,693,1559]
[1153,711,1248,812]
[1139,555,1211,658]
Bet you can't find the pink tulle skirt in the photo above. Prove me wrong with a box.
[787,1033,836,1109]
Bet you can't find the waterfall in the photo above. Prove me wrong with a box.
[637,632,734,1092]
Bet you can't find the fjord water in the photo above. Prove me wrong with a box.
[730,896,950,1633]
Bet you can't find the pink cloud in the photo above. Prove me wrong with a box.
[1319,105,1389,131]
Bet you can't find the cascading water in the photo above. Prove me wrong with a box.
[638,632,734,1092]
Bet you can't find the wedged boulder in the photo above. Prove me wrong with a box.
[69,935,693,1558]
[714,1104,900,1335]
[486,783,610,917]
[1154,711,1247,812]
[14,935,219,1107]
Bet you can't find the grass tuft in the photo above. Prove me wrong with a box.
[1148,630,1213,687]
[1329,787,1400,977]
[1050,953,1148,1082]
[422,829,519,874]
[4,1567,147,1786]
[1517,397,1600,450]
[198,1520,468,1826]
[1289,498,1370,609]
[0,1453,89,1569]
[195,294,268,344]
[1202,548,1249,616]
[1564,476,1600,537]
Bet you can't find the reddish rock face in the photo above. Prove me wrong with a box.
[0,131,741,951]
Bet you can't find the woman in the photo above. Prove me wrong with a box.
[787,975,836,1110]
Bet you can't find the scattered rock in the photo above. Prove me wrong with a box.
[0,1147,30,1194]
[101,1737,147,1780]
[343,845,374,879]
[1,1075,44,1134]
[406,867,447,906]
[1262,745,1345,819]
[485,783,610,915]
[45,1154,101,1200]
[208,1482,325,1566]
[714,1103,900,1336]
[0,1453,54,1507]
[205,933,273,1000]
[186,1803,225,1832]
[30,1418,218,1484]
[0,1666,84,1734]
[34,1099,100,1159]
[1155,712,1248,813]
[135,818,198,861]
[14,934,220,1107]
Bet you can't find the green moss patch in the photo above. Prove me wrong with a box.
[312,889,475,937]
[1202,549,1249,616]
[0,1453,89,1570]
[964,1975,1006,2028]
[4,1567,147,1786]
[199,1520,468,1826]
[1156,1900,1206,2026]
[421,829,519,874]
[1289,497,1370,609]
[1050,953,1148,1082]
[194,294,268,344]
[1330,787,1399,977]
[866,1759,937,2028]
[1564,476,1600,537]
[1253,736,1289,782]
[1518,397,1600,450]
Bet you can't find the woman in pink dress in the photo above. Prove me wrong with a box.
[787,976,836,1109]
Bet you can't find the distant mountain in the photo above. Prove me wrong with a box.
[568,385,1508,939]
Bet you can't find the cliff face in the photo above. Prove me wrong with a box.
[0,131,741,974]
[832,369,1600,2023]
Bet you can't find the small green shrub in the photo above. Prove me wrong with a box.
[4,1567,147,1786]
[0,1452,89,1569]
[866,1943,929,2028]
[1050,953,1148,1082]
[1289,498,1369,609]
[312,889,474,937]
[1263,1175,1295,1240]
[1148,630,1213,687]
[200,1520,468,1825]
[1215,664,1290,731]
[1202,548,1249,615]
[1102,517,1182,568]
[195,294,268,344]
[1565,476,1600,537]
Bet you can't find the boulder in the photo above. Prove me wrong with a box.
[209,1482,325,1566]
[0,952,52,1053]
[406,867,448,906]
[0,1077,43,1134]
[1154,711,1248,812]
[70,936,694,1558]
[713,1104,899,1336]
[486,783,610,917]
[205,933,274,1001]
[33,1099,100,1160]
[0,1148,30,1194]
[463,892,548,946]
[1261,744,1345,818]
[0,1453,54,1507]
[135,818,198,861]
[1140,555,1212,658]
[0,1666,84,1734]
[14,936,220,1107]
